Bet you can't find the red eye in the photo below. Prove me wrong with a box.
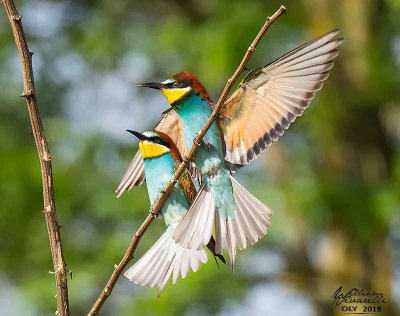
[173,82,179,88]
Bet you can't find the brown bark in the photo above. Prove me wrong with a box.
[2,1,70,315]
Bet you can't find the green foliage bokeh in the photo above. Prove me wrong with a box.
[0,0,399,315]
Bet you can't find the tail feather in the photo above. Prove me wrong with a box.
[124,225,209,294]
[226,219,238,270]
[180,251,190,278]
[233,183,267,238]
[131,235,167,284]
[232,198,253,245]
[231,177,272,242]
[228,211,247,250]
[234,178,271,223]
[214,211,226,255]
[214,177,273,269]
[188,252,198,271]
[214,211,239,271]
[172,186,216,250]
[146,251,170,288]
[189,250,202,271]
[196,248,209,264]
[237,186,271,236]
[172,247,184,284]
[171,177,272,272]
[135,238,170,286]
[158,265,173,295]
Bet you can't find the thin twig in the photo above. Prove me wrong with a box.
[88,5,286,316]
[2,1,70,315]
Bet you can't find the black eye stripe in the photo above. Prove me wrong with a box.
[168,80,191,89]
[151,137,170,148]
[179,80,191,88]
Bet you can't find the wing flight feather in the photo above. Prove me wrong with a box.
[219,30,343,170]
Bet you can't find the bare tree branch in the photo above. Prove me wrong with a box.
[87,5,286,316]
[2,1,70,315]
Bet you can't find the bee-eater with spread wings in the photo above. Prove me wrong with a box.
[124,130,225,293]
[118,30,343,268]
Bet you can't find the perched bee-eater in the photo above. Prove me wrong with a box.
[124,130,224,293]
[117,30,343,267]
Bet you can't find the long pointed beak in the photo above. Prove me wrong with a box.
[135,82,163,90]
[126,130,149,141]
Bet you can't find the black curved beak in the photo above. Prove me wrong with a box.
[135,82,163,90]
[126,130,150,141]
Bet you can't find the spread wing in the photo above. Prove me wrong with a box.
[116,109,188,197]
[219,30,343,170]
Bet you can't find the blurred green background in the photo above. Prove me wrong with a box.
[1,0,399,315]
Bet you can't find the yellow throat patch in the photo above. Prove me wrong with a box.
[139,141,169,159]
[161,87,191,104]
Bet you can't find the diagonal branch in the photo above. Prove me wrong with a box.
[2,1,70,315]
[87,5,286,316]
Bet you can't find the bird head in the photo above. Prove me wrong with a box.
[136,71,211,105]
[127,130,181,161]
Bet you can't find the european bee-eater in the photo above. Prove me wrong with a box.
[123,130,224,293]
[117,30,343,267]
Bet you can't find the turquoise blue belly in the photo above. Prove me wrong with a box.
[143,154,189,226]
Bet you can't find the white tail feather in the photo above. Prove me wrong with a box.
[172,186,216,250]
[172,178,272,271]
[124,225,209,294]
[214,177,273,270]
[214,211,226,255]
[231,177,272,243]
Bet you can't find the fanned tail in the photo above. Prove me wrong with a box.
[124,224,209,295]
[215,177,273,271]
[172,185,215,250]
[172,177,272,272]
